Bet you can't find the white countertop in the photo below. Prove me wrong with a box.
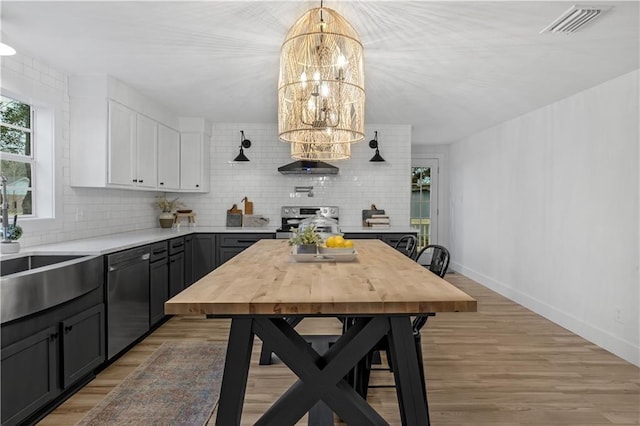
[8,226,417,257]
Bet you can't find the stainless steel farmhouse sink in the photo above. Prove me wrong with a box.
[1,253,104,324]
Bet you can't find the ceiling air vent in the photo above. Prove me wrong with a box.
[540,5,609,34]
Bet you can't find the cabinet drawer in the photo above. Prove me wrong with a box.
[168,237,185,255]
[150,241,168,262]
[218,233,274,248]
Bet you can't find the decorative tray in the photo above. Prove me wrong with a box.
[290,247,358,262]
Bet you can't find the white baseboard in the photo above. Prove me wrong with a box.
[450,261,640,367]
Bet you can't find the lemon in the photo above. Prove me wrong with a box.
[343,240,354,248]
[325,236,336,248]
[334,235,344,244]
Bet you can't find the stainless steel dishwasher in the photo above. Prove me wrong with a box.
[106,245,150,359]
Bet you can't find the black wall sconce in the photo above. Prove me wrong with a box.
[233,130,251,162]
[369,131,385,162]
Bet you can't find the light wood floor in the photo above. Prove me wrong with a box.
[39,273,640,426]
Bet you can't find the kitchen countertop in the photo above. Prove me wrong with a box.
[7,226,418,257]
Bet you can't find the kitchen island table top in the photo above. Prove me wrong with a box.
[165,239,476,317]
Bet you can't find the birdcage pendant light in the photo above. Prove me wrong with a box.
[278,3,365,160]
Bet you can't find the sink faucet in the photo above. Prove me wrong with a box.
[1,176,9,243]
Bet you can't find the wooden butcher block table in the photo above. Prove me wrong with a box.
[166,239,477,426]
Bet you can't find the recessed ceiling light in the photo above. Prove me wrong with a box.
[0,42,16,56]
[540,5,611,34]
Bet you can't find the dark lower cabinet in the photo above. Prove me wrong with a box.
[218,233,275,266]
[343,232,418,248]
[149,256,169,326]
[61,304,105,388]
[184,235,193,287]
[1,302,105,426]
[342,232,379,240]
[168,252,185,298]
[1,326,58,426]
[192,234,216,282]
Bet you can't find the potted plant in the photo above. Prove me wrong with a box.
[153,195,184,228]
[288,225,322,254]
[1,216,22,254]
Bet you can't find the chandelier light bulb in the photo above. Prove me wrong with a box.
[320,83,330,97]
[301,71,308,89]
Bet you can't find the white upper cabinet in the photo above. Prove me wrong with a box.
[134,114,158,188]
[107,101,157,189]
[180,132,210,192]
[69,75,209,192]
[157,124,180,191]
[106,100,136,186]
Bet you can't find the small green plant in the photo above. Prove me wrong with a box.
[2,223,22,241]
[288,225,322,246]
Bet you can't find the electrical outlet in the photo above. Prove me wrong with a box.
[615,307,623,324]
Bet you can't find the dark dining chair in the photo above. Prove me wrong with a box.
[393,234,418,259]
[362,244,451,402]
[415,244,450,279]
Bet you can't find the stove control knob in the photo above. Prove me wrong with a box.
[284,208,290,215]
[330,208,336,215]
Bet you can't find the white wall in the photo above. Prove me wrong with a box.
[448,70,639,366]
[1,52,411,247]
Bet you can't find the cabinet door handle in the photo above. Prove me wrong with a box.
[195,184,199,188]
[160,182,164,185]
[65,325,73,333]
[139,179,144,183]
[50,332,59,341]
[133,179,138,183]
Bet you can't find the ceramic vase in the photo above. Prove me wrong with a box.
[158,212,174,229]
[1,241,20,254]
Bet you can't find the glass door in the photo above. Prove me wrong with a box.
[411,160,438,249]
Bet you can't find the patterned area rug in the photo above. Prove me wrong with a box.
[77,341,226,426]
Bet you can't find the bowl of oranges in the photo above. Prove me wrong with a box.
[319,235,355,254]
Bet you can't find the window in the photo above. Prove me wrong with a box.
[0,96,34,216]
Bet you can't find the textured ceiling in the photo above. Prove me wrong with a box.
[1,1,638,145]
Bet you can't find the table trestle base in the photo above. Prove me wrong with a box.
[215,316,430,426]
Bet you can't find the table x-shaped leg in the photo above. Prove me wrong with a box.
[252,316,390,426]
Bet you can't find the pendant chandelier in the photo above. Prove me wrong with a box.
[278,2,365,160]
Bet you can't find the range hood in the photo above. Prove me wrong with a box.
[278,160,339,175]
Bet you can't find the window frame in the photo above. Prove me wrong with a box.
[1,96,36,217]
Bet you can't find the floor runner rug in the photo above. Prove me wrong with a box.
[77,341,226,426]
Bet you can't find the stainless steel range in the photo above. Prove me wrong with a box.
[275,206,339,239]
